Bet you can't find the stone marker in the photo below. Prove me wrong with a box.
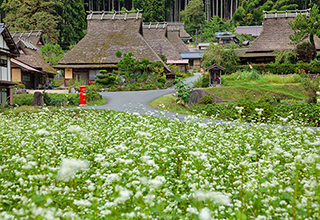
[31,92,44,106]
[188,90,222,105]
[70,86,76,94]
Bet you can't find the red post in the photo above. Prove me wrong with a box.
[80,86,87,106]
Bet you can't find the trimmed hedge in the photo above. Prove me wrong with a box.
[236,61,320,74]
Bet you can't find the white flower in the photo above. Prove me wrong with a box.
[74,199,91,207]
[57,158,89,182]
[235,106,244,113]
[199,207,211,220]
[36,129,49,136]
[149,176,166,189]
[255,108,264,115]
[67,125,83,133]
[114,188,132,204]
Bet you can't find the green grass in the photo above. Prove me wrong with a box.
[150,78,307,116]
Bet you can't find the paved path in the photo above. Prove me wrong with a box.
[77,73,319,131]
[81,73,201,121]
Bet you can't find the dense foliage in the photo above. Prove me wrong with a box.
[202,44,240,74]
[2,0,86,45]
[0,109,319,219]
[12,91,103,107]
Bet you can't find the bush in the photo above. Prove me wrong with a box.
[175,72,187,78]
[95,73,116,85]
[86,91,103,102]
[296,42,316,63]
[13,94,33,106]
[199,95,215,104]
[157,75,167,84]
[201,81,209,88]
[13,81,26,89]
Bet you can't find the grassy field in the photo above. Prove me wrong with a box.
[149,76,306,115]
[1,109,319,219]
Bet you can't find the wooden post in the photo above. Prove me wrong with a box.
[10,88,13,105]
[209,70,211,87]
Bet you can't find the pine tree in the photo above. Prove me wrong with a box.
[56,0,86,48]
[2,0,61,43]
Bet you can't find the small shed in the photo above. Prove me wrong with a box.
[206,64,225,87]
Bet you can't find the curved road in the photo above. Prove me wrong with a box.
[82,73,202,120]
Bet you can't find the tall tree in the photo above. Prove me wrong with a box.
[289,4,320,47]
[56,0,87,48]
[133,0,168,22]
[180,0,205,34]
[2,0,61,43]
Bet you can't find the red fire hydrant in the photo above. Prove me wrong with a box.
[80,86,87,106]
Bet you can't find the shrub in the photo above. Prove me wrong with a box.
[201,81,209,88]
[13,81,26,89]
[175,72,187,78]
[95,73,116,85]
[86,91,103,102]
[13,94,33,106]
[296,42,316,62]
[157,75,167,84]
[199,95,215,104]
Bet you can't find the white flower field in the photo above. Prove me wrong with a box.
[0,109,319,219]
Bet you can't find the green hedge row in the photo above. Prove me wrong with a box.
[236,61,320,74]
[13,91,103,107]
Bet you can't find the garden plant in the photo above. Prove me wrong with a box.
[0,109,319,219]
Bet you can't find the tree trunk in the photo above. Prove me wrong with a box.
[212,0,215,17]
[216,0,218,17]
[230,0,233,20]
[118,0,120,11]
[220,0,222,20]
[112,0,114,10]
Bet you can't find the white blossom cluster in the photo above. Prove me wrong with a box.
[0,108,319,219]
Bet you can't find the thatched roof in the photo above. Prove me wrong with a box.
[13,35,57,75]
[142,23,181,60]
[12,30,45,50]
[245,10,320,57]
[0,23,19,57]
[58,11,170,72]
[167,22,191,39]
[167,31,189,52]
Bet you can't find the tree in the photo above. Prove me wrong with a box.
[202,16,234,42]
[2,0,62,43]
[115,51,142,83]
[56,0,87,49]
[133,0,168,22]
[180,0,205,35]
[289,5,320,47]
[202,43,239,74]
[40,43,64,65]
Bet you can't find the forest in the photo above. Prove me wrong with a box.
[0,0,319,47]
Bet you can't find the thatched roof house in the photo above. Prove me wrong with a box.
[0,23,19,104]
[241,9,320,63]
[142,22,182,60]
[56,11,169,85]
[11,31,57,89]
[167,23,190,52]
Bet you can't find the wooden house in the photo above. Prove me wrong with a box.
[240,9,320,63]
[56,10,169,85]
[0,24,19,105]
[215,32,239,45]
[235,26,262,38]
[11,31,57,89]
[179,51,203,69]
[206,64,225,87]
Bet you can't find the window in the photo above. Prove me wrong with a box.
[0,59,7,67]
[0,87,7,104]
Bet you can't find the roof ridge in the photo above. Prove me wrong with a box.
[87,10,142,20]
